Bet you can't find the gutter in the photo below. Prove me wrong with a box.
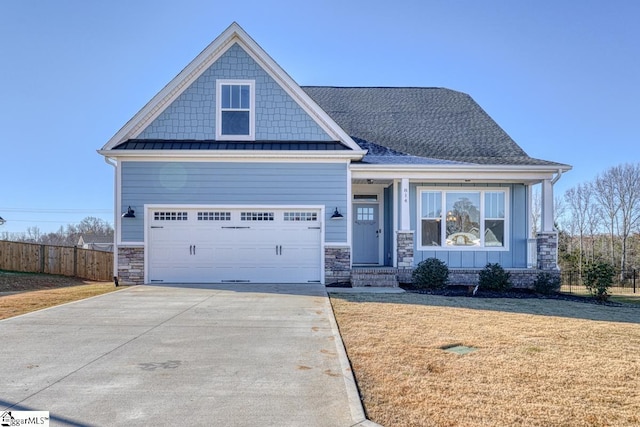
[551,168,564,185]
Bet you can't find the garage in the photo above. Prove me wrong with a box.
[147,207,322,283]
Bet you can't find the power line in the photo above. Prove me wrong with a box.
[0,208,113,214]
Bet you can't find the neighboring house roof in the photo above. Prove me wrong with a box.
[78,235,113,244]
[302,86,569,168]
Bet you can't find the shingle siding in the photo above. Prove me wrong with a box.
[137,44,332,142]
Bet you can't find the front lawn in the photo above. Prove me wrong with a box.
[330,292,640,427]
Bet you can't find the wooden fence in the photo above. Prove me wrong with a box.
[0,241,114,282]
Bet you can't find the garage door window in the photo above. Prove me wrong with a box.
[241,212,274,221]
[198,212,231,221]
[154,212,188,221]
[284,212,317,221]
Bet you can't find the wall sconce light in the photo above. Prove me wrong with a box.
[330,207,344,220]
[0,216,5,225]
[122,206,136,218]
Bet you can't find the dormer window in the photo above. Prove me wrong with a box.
[216,80,255,140]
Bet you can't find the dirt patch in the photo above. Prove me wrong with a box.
[0,270,101,293]
[0,270,117,320]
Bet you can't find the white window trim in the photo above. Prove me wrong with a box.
[216,79,255,141]
[416,186,510,251]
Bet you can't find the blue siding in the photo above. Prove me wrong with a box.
[384,185,393,266]
[411,183,528,268]
[138,43,331,141]
[120,161,348,242]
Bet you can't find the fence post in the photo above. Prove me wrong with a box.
[39,245,45,273]
[73,246,78,277]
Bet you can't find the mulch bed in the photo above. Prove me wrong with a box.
[401,284,628,306]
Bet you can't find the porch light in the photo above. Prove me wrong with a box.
[122,206,136,218]
[330,207,344,220]
[0,216,5,225]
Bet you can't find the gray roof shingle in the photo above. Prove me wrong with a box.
[303,86,568,167]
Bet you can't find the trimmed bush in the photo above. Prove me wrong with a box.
[583,261,615,302]
[533,272,561,295]
[478,263,511,292]
[412,258,449,290]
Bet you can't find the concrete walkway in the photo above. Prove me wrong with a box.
[0,284,377,426]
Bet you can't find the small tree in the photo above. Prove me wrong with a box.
[478,263,511,292]
[583,261,615,302]
[412,258,449,290]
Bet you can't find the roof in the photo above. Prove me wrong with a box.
[302,86,569,168]
[113,140,349,151]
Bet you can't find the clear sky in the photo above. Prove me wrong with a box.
[1,0,638,234]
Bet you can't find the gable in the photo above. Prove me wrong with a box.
[101,23,362,153]
[138,43,332,142]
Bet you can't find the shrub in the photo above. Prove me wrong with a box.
[583,261,615,302]
[478,263,511,292]
[412,258,449,290]
[533,272,561,295]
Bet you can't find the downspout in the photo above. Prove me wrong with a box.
[104,156,118,285]
[551,168,563,185]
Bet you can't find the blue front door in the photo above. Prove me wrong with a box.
[353,203,379,264]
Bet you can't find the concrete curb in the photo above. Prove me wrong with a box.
[324,290,384,427]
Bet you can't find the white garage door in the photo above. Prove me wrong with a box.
[147,208,322,283]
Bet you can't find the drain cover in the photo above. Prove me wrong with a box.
[442,344,477,355]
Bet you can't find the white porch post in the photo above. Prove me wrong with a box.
[400,178,410,230]
[396,178,414,272]
[541,178,554,232]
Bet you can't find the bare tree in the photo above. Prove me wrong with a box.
[564,183,594,273]
[594,169,620,266]
[531,187,541,237]
[614,163,640,274]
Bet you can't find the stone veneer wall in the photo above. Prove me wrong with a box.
[446,268,543,289]
[397,231,414,268]
[536,232,559,271]
[325,246,351,284]
[118,247,144,285]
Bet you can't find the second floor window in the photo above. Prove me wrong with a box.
[217,80,254,140]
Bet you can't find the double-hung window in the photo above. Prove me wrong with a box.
[417,187,508,250]
[216,80,255,140]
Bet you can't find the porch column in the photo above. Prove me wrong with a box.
[396,178,414,270]
[538,179,559,271]
[541,178,554,232]
[400,178,410,230]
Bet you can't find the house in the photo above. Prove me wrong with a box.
[77,235,114,252]
[99,22,570,287]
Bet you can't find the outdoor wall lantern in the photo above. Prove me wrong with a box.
[0,216,5,225]
[330,207,344,220]
[122,206,136,218]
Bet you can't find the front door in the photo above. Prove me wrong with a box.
[353,203,380,264]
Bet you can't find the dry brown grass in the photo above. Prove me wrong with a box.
[330,293,640,427]
[0,271,118,320]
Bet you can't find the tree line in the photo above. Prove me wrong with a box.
[0,216,114,248]
[551,163,640,274]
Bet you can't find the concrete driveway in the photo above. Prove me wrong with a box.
[0,284,373,426]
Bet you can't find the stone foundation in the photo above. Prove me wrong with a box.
[396,231,414,268]
[117,246,144,285]
[351,268,398,287]
[537,232,559,270]
[325,246,351,285]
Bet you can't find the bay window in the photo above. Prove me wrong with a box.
[418,188,508,250]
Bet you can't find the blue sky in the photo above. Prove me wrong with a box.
[1,0,638,234]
